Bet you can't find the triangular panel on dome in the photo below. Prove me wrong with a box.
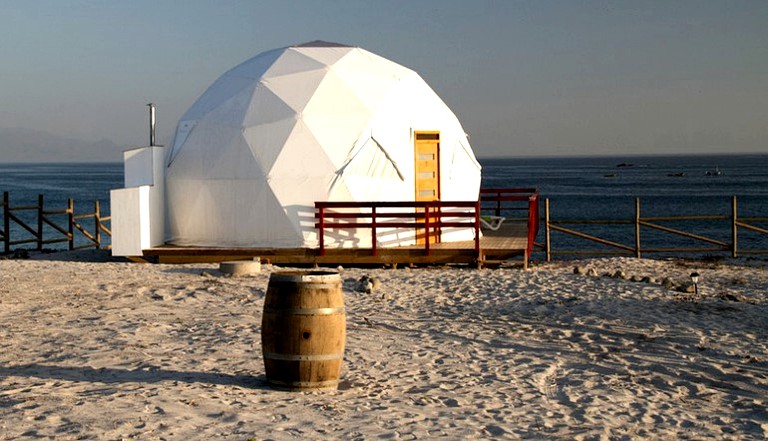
[268,118,334,178]
[293,45,355,67]
[166,122,245,178]
[329,51,403,112]
[261,68,328,113]
[181,75,256,122]
[242,83,297,126]
[335,137,409,201]
[196,83,258,128]
[205,130,264,180]
[262,48,328,79]
[243,116,299,173]
[267,175,334,247]
[224,47,285,80]
[302,70,372,158]
[256,184,306,247]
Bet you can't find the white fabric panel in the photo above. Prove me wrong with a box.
[262,69,327,113]
[294,46,353,66]
[302,70,371,159]
[331,52,401,112]
[182,75,256,122]
[269,119,331,179]
[165,178,299,247]
[355,48,415,78]
[207,132,261,180]
[241,84,296,127]
[167,120,196,165]
[262,49,326,79]
[224,47,284,80]
[196,83,256,128]
[243,117,300,174]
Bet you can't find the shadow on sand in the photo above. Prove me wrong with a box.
[0,363,272,391]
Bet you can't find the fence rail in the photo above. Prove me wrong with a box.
[543,195,768,260]
[1,191,111,254]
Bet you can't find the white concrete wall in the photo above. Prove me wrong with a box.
[110,146,165,257]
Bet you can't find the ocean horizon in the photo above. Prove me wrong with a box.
[2,153,767,255]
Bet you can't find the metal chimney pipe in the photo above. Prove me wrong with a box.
[147,103,156,146]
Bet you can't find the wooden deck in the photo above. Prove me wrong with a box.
[142,223,530,268]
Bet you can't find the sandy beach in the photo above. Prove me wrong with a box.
[0,251,766,440]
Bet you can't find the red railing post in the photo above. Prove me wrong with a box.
[475,200,481,255]
[318,205,325,256]
[527,194,539,257]
[371,206,377,256]
[424,202,431,255]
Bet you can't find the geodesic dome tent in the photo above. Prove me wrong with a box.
[165,41,481,248]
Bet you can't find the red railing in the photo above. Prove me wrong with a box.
[479,188,540,256]
[314,200,481,257]
[314,188,540,260]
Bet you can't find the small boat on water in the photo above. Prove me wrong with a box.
[667,172,686,177]
[705,166,722,176]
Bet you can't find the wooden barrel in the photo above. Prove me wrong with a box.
[261,270,346,391]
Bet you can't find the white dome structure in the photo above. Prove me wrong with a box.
[165,41,481,248]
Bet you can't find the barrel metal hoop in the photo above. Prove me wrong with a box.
[263,307,345,315]
[268,282,341,290]
[264,352,344,361]
[267,378,340,389]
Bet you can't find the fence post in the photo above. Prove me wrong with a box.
[37,194,44,251]
[68,198,74,251]
[3,192,9,254]
[635,197,641,258]
[94,200,101,249]
[545,198,551,262]
[732,195,738,258]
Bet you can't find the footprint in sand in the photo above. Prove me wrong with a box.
[537,362,573,406]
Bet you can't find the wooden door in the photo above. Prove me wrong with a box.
[414,132,440,244]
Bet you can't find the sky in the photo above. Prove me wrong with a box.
[1,0,766,158]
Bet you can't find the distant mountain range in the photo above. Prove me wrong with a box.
[0,127,125,163]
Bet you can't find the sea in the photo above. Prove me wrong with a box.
[1,154,767,257]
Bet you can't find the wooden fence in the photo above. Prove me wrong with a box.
[4,190,767,262]
[1,192,112,254]
[542,196,768,260]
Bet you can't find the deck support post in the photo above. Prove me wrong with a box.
[37,194,44,251]
[94,200,101,249]
[67,198,74,251]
